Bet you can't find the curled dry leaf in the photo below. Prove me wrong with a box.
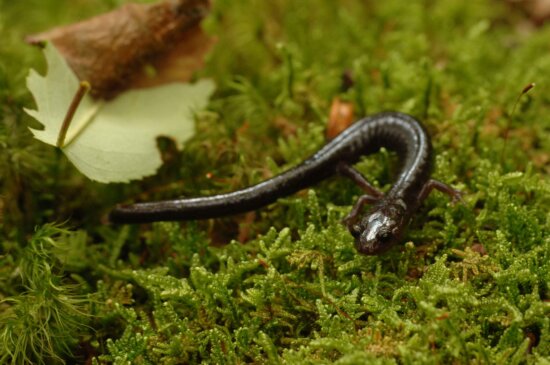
[26,0,213,99]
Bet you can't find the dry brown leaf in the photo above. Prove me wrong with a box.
[27,0,213,99]
[326,97,355,139]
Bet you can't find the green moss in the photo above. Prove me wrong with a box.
[0,225,89,364]
[1,0,549,363]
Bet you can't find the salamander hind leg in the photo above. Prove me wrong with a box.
[418,179,463,204]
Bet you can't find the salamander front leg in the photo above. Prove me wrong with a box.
[337,163,383,198]
[343,194,380,227]
[418,179,463,203]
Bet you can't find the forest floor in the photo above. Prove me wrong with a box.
[1,0,549,364]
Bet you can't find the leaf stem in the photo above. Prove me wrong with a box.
[57,81,91,148]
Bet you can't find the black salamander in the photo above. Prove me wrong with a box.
[110,112,461,255]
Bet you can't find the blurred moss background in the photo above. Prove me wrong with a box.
[0,0,548,363]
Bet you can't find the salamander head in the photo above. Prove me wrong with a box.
[349,200,408,255]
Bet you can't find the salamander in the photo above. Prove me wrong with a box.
[110,112,461,255]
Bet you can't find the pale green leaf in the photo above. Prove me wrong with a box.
[25,43,215,183]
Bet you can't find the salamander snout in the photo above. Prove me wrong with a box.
[349,203,407,255]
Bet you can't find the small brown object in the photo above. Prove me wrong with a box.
[27,0,213,99]
[470,243,487,256]
[327,97,354,139]
[506,0,550,25]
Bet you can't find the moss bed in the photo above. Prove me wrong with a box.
[1,0,549,363]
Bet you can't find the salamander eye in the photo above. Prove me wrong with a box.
[350,224,361,238]
[377,231,392,243]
